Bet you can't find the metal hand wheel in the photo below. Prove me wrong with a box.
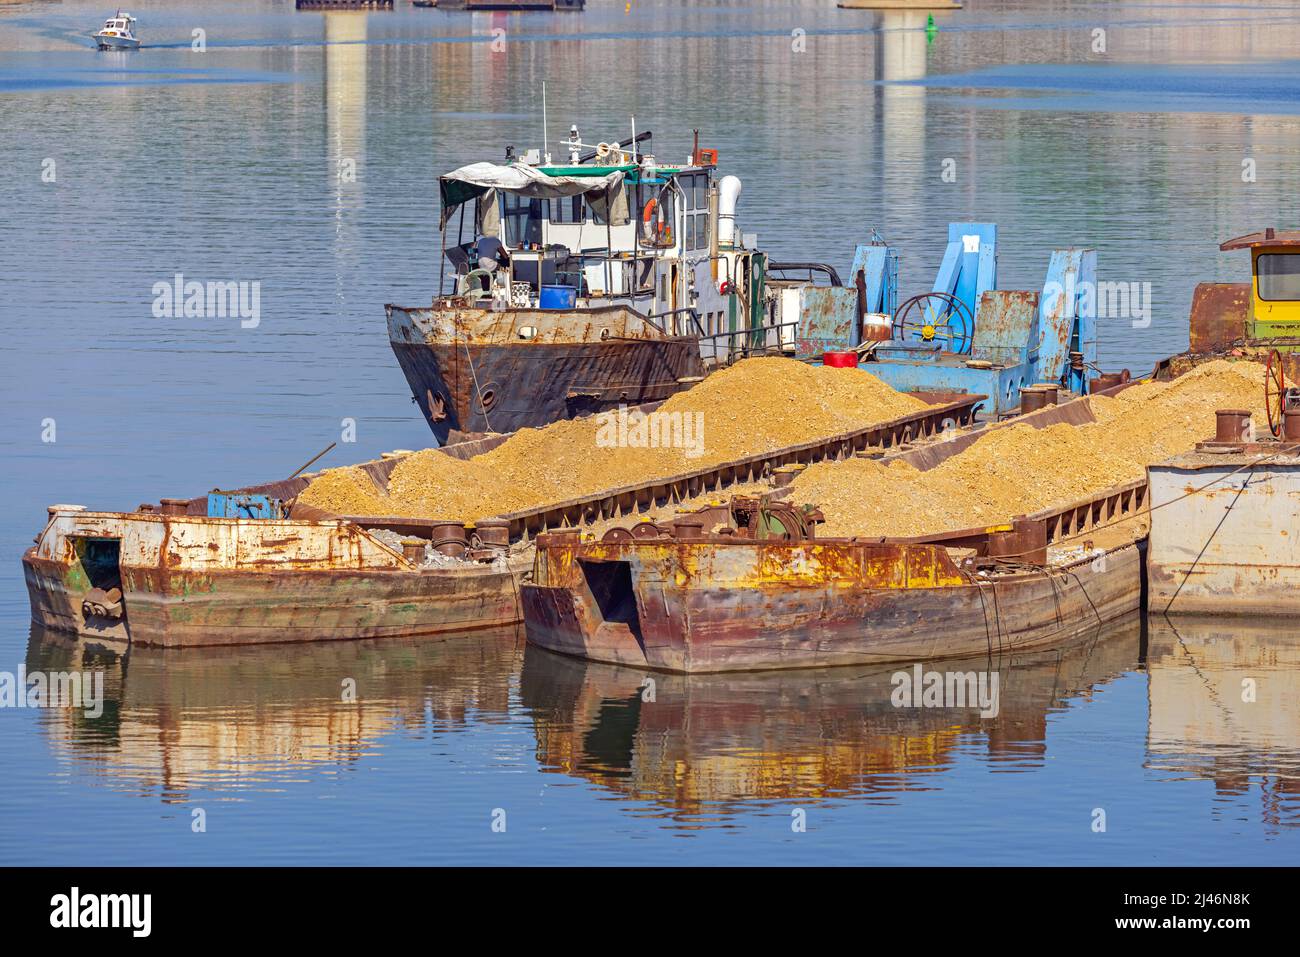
[1266,348,1287,437]
[893,291,974,355]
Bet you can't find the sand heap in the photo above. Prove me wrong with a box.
[298,358,929,520]
[792,359,1270,538]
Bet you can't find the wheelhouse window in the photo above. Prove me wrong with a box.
[548,196,583,225]
[679,172,710,251]
[502,194,543,248]
[1258,253,1300,301]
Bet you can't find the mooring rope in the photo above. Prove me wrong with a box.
[462,339,493,434]
[1161,464,1257,615]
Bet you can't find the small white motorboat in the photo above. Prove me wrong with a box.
[93,11,141,50]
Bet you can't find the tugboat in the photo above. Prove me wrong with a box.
[1161,227,1300,403]
[93,11,141,50]
[388,128,853,440]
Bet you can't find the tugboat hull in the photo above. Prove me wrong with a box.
[387,303,706,441]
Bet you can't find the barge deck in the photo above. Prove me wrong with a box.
[521,484,1147,672]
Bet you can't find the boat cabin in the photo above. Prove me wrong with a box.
[99,13,136,36]
[436,132,772,362]
[1220,228,1300,339]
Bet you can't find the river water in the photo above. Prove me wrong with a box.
[1,0,1297,864]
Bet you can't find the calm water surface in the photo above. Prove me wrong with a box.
[1,0,1298,864]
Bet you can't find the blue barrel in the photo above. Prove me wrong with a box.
[539,284,577,309]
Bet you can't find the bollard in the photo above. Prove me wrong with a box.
[1214,409,1252,445]
[430,521,469,559]
[1020,386,1048,414]
[671,519,705,540]
[1284,407,1300,443]
[772,465,801,488]
[471,519,510,550]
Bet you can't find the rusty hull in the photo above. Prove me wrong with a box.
[1148,449,1300,614]
[522,534,1143,673]
[387,302,705,440]
[23,510,524,648]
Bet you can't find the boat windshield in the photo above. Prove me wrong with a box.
[501,194,543,249]
[1258,253,1300,302]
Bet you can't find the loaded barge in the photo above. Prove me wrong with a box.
[22,436,526,648]
[522,388,1151,672]
[22,389,981,648]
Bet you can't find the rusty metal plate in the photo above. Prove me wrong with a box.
[1188,282,1250,353]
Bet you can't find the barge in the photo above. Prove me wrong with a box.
[522,389,1151,672]
[1147,407,1300,615]
[22,436,528,648]
[22,391,981,648]
[522,488,1146,672]
[24,509,524,648]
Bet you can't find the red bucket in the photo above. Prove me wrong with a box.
[823,351,858,368]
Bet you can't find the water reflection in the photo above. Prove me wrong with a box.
[24,609,1300,833]
[877,10,931,222]
[1146,615,1300,828]
[26,624,523,803]
[519,616,1142,824]
[325,11,368,282]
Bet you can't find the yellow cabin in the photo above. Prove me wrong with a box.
[1221,228,1300,339]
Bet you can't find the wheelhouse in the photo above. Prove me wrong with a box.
[435,130,774,363]
[1221,228,1300,337]
[99,13,136,36]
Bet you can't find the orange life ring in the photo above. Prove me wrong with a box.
[642,198,657,223]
